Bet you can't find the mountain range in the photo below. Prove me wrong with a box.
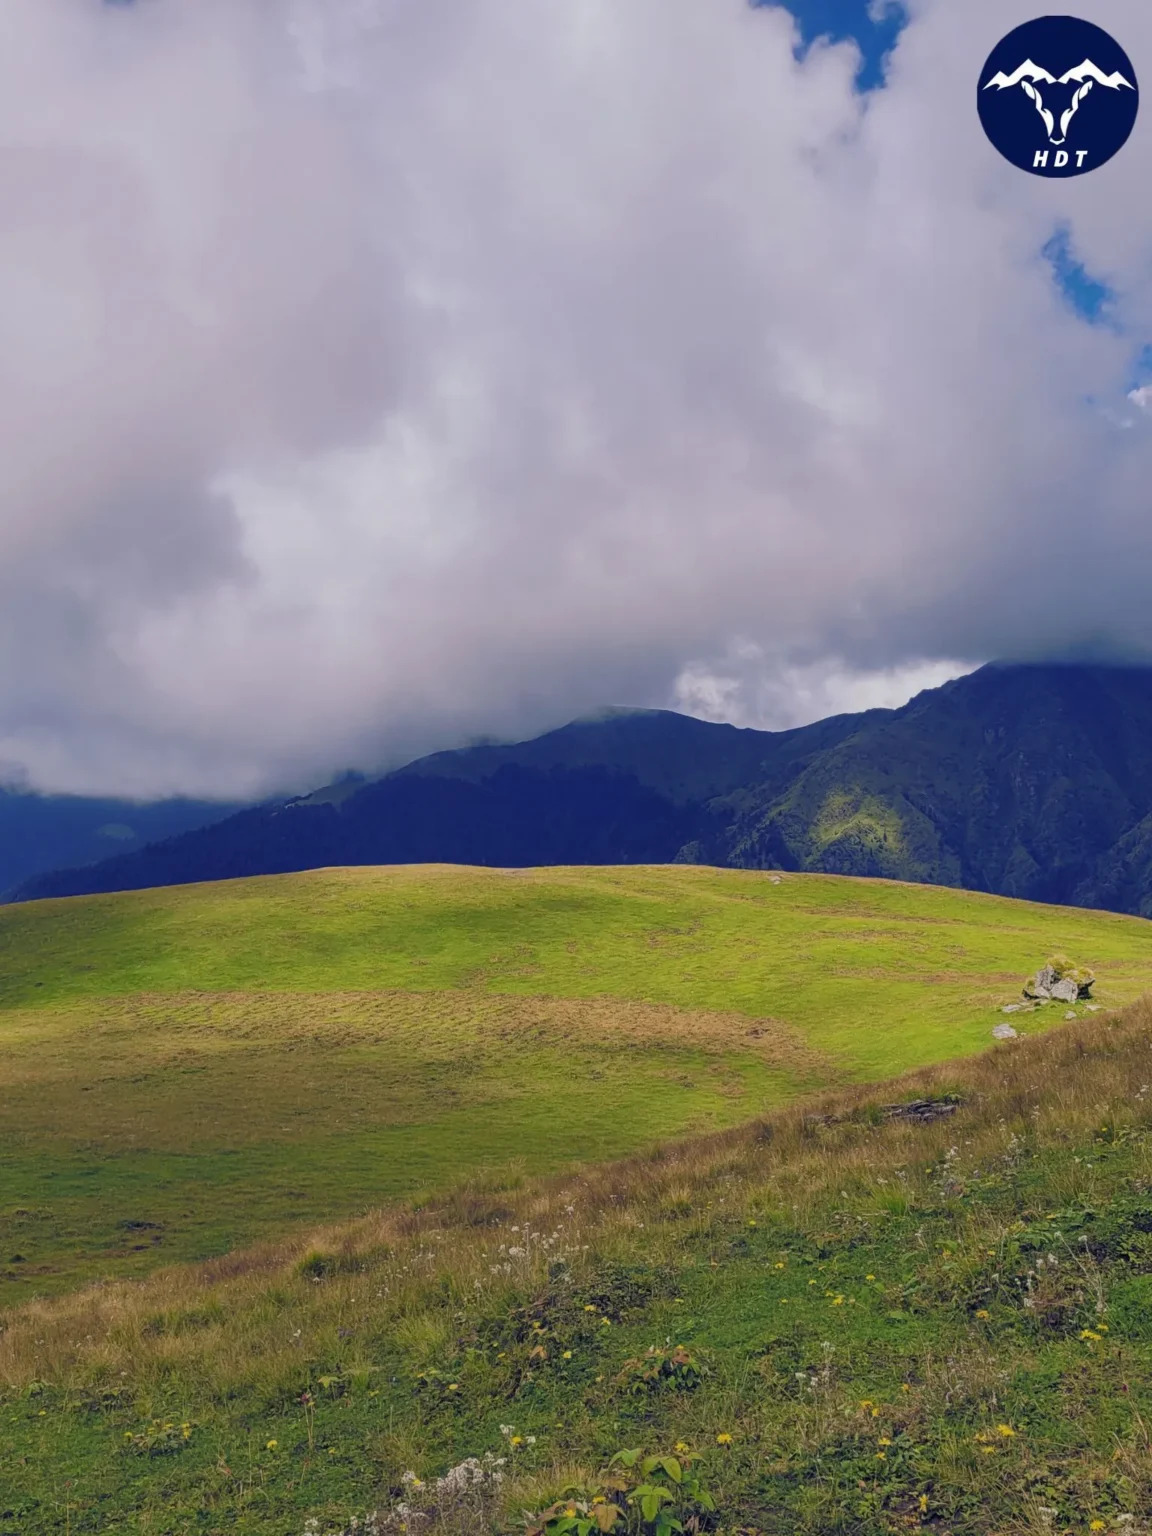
[0,789,244,899]
[14,661,1152,916]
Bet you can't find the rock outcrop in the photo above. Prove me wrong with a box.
[1022,954,1095,1002]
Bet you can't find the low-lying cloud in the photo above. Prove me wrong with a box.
[1,0,1150,796]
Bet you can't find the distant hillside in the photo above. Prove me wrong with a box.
[718,662,1152,912]
[9,709,872,901]
[0,787,244,897]
[17,662,1152,916]
[4,862,1150,1304]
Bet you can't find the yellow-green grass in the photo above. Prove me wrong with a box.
[8,995,1152,1534]
[2,864,1151,1306]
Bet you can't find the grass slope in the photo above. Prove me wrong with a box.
[8,996,1152,1532]
[3,865,1152,1308]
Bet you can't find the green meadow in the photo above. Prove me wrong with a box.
[3,864,1152,1307]
[8,984,1152,1533]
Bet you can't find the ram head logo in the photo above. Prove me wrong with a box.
[983,57,1134,145]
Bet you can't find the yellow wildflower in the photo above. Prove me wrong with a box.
[919,1495,929,1513]
[265,1440,278,1451]
[562,1350,573,1360]
[866,1274,875,1281]
[995,1424,1015,1438]
[674,1442,690,1454]
[975,1309,991,1320]
[510,1436,523,1447]
[878,1437,892,1447]
[716,1432,733,1445]
[774,1262,785,1270]
[1080,1329,1102,1342]
[876,1452,887,1461]
[1090,1523,1106,1532]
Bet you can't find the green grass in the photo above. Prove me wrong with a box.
[8,995,1152,1533]
[3,864,1152,1305]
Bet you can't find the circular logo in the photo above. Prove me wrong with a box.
[977,15,1138,176]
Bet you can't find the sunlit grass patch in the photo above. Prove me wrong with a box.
[2,862,1151,1309]
[7,1000,1152,1530]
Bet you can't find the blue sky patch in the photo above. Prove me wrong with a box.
[1042,226,1115,326]
[754,0,909,91]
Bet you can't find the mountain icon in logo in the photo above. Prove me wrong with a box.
[977,18,1138,176]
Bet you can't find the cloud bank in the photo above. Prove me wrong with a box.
[1,0,1150,796]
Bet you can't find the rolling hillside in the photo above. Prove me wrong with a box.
[7,979,1152,1533]
[4,863,1152,1308]
[18,663,1152,918]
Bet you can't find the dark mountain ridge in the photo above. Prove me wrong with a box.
[16,662,1152,917]
[0,788,245,898]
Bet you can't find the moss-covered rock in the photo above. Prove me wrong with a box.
[1023,955,1095,1001]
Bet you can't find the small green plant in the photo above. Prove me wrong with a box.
[617,1345,705,1394]
[122,1418,195,1456]
[525,1449,717,1536]
[413,1366,464,1400]
[525,1498,624,1536]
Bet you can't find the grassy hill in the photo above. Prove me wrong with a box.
[7,984,1152,1532]
[4,864,1152,1311]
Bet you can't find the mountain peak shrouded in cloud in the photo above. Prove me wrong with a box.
[21,662,1152,919]
[2,0,1152,799]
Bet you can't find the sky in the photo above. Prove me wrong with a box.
[3,0,1152,798]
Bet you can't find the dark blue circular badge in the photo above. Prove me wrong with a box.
[977,15,1138,176]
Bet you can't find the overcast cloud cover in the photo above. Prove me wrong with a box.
[3,0,1152,797]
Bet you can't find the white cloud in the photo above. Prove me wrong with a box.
[1,0,1151,795]
[672,649,976,731]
